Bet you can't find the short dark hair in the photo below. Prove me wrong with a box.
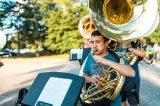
[91,30,109,42]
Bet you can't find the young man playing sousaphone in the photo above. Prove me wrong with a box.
[80,30,135,106]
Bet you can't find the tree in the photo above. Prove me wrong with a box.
[0,0,27,52]
[0,0,47,54]
[0,0,16,30]
[19,0,47,51]
[40,1,88,53]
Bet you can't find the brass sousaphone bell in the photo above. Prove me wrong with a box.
[80,0,159,103]
[89,0,159,42]
[78,15,96,39]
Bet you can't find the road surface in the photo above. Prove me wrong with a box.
[0,57,160,106]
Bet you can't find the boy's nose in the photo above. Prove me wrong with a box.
[93,43,97,47]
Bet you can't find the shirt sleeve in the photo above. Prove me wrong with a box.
[79,56,88,76]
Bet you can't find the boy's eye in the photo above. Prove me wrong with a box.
[96,41,100,43]
[90,41,94,44]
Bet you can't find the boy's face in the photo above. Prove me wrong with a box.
[90,35,108,55]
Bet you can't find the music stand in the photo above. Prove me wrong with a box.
[21,72,84,106]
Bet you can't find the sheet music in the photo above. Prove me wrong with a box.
[35,77,72,106]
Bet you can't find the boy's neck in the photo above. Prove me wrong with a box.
[99,50,109,57]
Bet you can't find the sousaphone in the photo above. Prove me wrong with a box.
[89,0,159,42]
[78,15,96,39]
[0,30,6,49]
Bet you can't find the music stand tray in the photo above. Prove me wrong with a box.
[22,72,85,106]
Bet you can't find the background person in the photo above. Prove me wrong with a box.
[79,38,92,106]
[146,45,154,64]
[117,41,146,106]
[79,38,92,68]
[153,43,160,61]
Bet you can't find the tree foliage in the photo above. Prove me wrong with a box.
[19,0,47,50]
[40,0,88,53]
[0,0,88,54]
[0,0,160,55]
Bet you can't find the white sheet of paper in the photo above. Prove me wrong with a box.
[35,77,72,106]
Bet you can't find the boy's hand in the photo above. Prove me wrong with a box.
[91,74,102,85]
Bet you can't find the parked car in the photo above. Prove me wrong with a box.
[0,49,18,57]
[14,48,30,54]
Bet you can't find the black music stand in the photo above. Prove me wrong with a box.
[21,72,85,106]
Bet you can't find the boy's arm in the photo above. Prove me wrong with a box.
[128,47,146,58]
[93,55,135,77]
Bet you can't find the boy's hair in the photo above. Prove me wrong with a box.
[91,30,109,42]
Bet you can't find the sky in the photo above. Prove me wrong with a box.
[80,0,85,3]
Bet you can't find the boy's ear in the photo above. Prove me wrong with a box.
[105,41,109,46]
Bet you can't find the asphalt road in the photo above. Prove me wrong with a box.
[138,61,160,106]
[0,57,160,106]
